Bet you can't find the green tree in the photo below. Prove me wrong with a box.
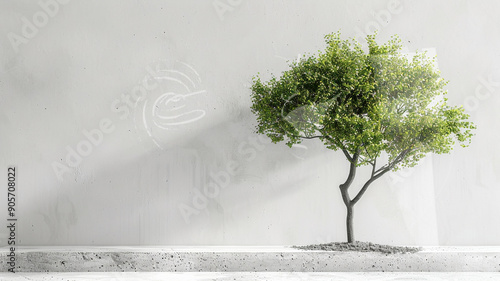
[250,32,475,243]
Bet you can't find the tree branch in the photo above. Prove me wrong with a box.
[340,148,359,183]
[339,148,361,207]
[363,144,374,161]
[373,163,390,176]
[289,131,357,164]
[320,135,353,163]
[351,165,392,205]
[352,148,412,205]
[342,149,353,162]
[371,158,377,177]
[293,135,324,139]
[373,148,411,177]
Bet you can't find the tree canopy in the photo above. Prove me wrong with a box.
[250,32,475,174]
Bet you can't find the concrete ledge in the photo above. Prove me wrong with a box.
[3,272,500,281]
[1,246,499,272]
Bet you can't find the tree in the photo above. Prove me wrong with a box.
[250,32,475,243]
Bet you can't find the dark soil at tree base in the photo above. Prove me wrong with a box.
[293,241,422,254]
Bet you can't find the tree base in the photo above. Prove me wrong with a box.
[293,241,421,254]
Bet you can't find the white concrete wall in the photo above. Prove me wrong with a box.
[0,0,498,246]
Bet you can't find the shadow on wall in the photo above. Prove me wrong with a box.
[19,106,343,246]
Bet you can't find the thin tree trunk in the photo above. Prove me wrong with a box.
[339,150,359,244]
[346,204,354,243]
[337,148,409,244]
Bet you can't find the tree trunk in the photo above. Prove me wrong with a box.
[346,204,354,243]
[336,149,405,244]
[340,187,355,243]
[339,150,359,244]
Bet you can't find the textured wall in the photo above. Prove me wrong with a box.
[0,0,498,246]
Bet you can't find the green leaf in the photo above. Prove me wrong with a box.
[250,32,475,171]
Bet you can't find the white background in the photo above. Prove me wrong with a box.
[0,0,499,246]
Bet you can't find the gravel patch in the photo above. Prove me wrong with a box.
[293,241,422,254]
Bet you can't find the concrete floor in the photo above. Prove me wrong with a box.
[2,246,500,272]
[1,272,500,281]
